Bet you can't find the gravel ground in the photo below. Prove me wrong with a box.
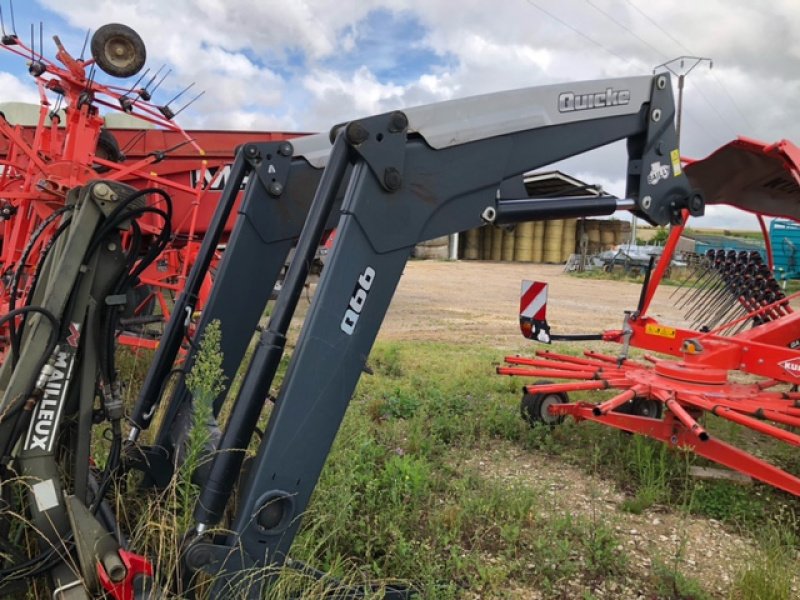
[374,259,798,599]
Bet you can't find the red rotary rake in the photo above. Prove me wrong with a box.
[0,21,299,351]
[499,137,800,496]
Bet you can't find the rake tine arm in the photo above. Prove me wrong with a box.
[592,386,642,416]
[754,409,800,430]
[534,349,610,367]
[583,350,648,368]
[663,395,709,441]
[708,404,800,446]
[496,366,600,380]
[523,380,611,394]
[504,355,608,371]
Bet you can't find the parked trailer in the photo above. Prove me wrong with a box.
[769,218,800,281]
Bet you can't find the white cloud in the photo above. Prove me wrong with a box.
[1,0,795,232]
[0,72,39,105]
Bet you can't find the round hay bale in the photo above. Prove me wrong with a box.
[532,221,545,262]
[514,222,535,262]
[561,218,577,262]
[464,228,481,260]
[543,219,564,263]
[481,226,494,259]
[501,228,515,261]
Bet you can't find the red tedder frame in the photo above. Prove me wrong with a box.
[499,138,800,496]
[0,28,305,352]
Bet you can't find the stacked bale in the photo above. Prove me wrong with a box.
[600,220,616,250]
[481,226,494,259]
[414,236,449,259]
[514,222,535,262]
[611,220,623,245]
[543,219,564,263]
[618,220,631,244]
[561,218,577,262]
[532,221,545,262]
[463,228,481,260]
[586,220,601,254]
[501,228,515,261]
[491,225,503,260]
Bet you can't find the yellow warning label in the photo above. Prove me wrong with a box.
[646,323,676,339]
[670,149,682,177]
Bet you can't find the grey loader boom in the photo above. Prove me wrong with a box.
[0,73,700,599]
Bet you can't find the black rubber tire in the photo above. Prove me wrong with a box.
[613,396,663,420]
[91,23,146,78]
[93,129,124,173]
[520,380,567,427]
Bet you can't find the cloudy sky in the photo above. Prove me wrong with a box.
[1,0,798,229]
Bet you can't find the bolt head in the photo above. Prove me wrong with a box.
[383,167,402,191]
[185,544,213,570]
[651,108,662,122]
[387,111,408,133]
[688,193,704,215]
[278,141,293,157]
[244,145,259,158]
[94,183,111,198]
[268,181,284,197]
[345,121,370,145]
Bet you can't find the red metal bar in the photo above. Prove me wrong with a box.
[664,396,709,441]
[535,350,609,367]
[504,355,605,372]
[755,409,800,430]
[639,210,688,316]
[524,381,610,395]
[710,404,800,447]
[557,403,800,496]
[593,387,638,416]
[583,350,646,368]
[758,214,774,272]
[496,366,599,380]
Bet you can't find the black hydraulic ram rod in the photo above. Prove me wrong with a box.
[484,195,634,224]
[194,133,350,529]
[129,152,251,435]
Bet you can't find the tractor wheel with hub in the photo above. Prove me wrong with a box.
[613,396,663,419]
[91,23,146,78]
[520,380,567,426]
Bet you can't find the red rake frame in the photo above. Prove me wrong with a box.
[0,30,298,352]
[499,140,800,495]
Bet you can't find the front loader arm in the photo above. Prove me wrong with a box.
[181,73,700,595]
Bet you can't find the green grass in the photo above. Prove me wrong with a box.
[11,338,798,598]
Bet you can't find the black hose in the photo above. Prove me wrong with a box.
[1,187,174,583]
[9,206,73,314]
[12,216,73,364]
[1,306,60,374]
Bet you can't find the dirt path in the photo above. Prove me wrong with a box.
[379,261,688,347]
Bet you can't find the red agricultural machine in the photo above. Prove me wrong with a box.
[500,137,800,497]
[0,19,301,351]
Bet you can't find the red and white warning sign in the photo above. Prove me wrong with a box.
[520,280,548,320]
[519,280,551,343]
